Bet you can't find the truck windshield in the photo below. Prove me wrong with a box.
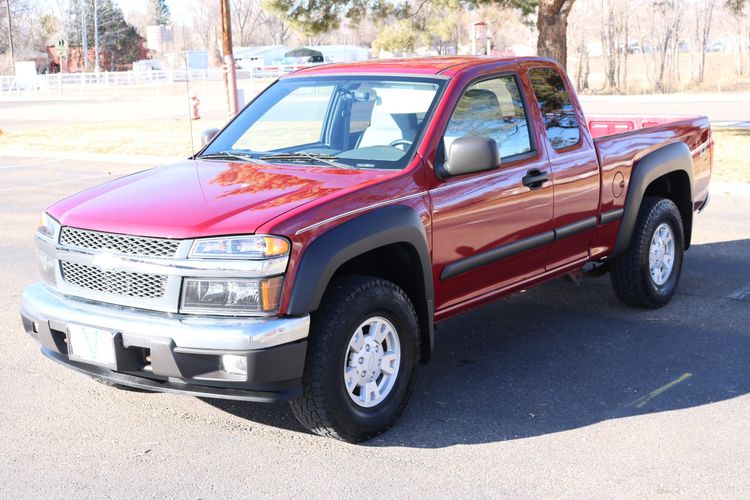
[200,75,446,169]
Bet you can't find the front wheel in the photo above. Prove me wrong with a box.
[610,197,685,308]
[289,276,420,442]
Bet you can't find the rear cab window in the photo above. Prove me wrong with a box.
[528,67,581,150]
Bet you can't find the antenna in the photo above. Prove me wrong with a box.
[183,26,195,155]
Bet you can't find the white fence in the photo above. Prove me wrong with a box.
[0,65,312,96]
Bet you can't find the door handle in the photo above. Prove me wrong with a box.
[522,169,549,190]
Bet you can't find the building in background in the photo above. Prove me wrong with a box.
[313,45,370,63]
[146,25,174,54]
[163,50,209,70]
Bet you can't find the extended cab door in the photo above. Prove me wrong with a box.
[525,64,601,269]
[429,71,554,315]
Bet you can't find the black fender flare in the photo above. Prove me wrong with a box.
[612,141,694,257]
[286,204,435,357]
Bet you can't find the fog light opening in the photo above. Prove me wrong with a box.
[220,355,248,376]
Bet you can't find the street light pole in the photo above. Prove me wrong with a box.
[4,0,14,74]
[220,0,238,115]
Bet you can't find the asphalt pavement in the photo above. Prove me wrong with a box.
[1,155,749,498]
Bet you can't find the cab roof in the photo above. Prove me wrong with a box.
[285,56,553,78]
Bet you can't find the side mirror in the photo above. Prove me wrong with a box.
[442,136,500,177]
[201,128,221,146]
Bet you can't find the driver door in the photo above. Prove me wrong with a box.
[430,72,554,314]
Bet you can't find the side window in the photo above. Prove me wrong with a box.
[444,75,532,159]
[528,68,581,150]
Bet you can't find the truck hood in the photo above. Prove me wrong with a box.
[48,160,393,239]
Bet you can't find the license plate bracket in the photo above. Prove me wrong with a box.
[67,324,117,368]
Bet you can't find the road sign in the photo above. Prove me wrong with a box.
[55,39,68,57]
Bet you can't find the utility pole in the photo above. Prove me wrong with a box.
[220,0,238,115]
[93,0,99,72]
[4,0,14,74]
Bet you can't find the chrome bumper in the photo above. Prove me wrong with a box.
[21,282,309,401]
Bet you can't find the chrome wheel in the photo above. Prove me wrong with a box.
[343,316,401,408]
[649,222,675,286]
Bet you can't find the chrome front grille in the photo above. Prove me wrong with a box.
[60,227,180,258]
[61,261,167,298]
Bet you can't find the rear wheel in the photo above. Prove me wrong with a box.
[610,197,684,308]
[289,276,420,442]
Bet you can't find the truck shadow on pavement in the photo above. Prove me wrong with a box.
[204,238,750,447]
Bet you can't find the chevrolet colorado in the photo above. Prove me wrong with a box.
[21,57,712,442]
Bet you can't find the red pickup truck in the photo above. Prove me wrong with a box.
[22,57,711,442]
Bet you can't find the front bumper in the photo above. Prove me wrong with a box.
[21,282,309,402]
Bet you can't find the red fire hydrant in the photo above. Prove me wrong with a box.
[191,94,201,120]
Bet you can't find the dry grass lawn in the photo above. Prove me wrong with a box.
[712,128,750,184]
[0,119,226,158]
[0,120,747,183]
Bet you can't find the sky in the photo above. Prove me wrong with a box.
[113,0,196,25]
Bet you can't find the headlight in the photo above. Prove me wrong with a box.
[180,277,283,315]
[37,212,61,242]
[190,235,290,260]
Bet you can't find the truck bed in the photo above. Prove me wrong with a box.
[586,113,704,139]
[585,113,712,260]
[590,114,712,216]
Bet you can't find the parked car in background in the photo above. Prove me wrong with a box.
[132,59,162,72]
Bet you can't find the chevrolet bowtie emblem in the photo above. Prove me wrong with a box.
[92,252,123,271]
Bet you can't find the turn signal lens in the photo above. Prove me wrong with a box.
[37,212,61,241]
[180,277,284,315]
[260,276,283,312]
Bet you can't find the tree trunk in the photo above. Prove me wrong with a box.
[697,0,716,84]
[536,0,576,70]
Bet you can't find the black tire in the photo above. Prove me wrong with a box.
[610,196,685,308]
[289,276,420,442]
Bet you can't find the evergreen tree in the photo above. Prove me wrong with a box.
[69,0,143,68]
[264,0,577,69]
[151,0,171,25]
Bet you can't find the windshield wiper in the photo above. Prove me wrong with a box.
[260,152,349,169]
[198,151,258,162]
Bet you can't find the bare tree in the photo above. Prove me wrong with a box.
[258,11,292,46]
[600,0,627,89]
[652,0,684,91]
[695,0,718,83]
[192,0,221,63]
[230,0,265,47]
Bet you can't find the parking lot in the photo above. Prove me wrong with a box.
[0,152,748,497]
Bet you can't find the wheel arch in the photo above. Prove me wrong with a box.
[612,141,694,257]
[286,204,435,362]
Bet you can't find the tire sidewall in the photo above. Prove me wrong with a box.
[640,202,684,301]
[321,285,418,438]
